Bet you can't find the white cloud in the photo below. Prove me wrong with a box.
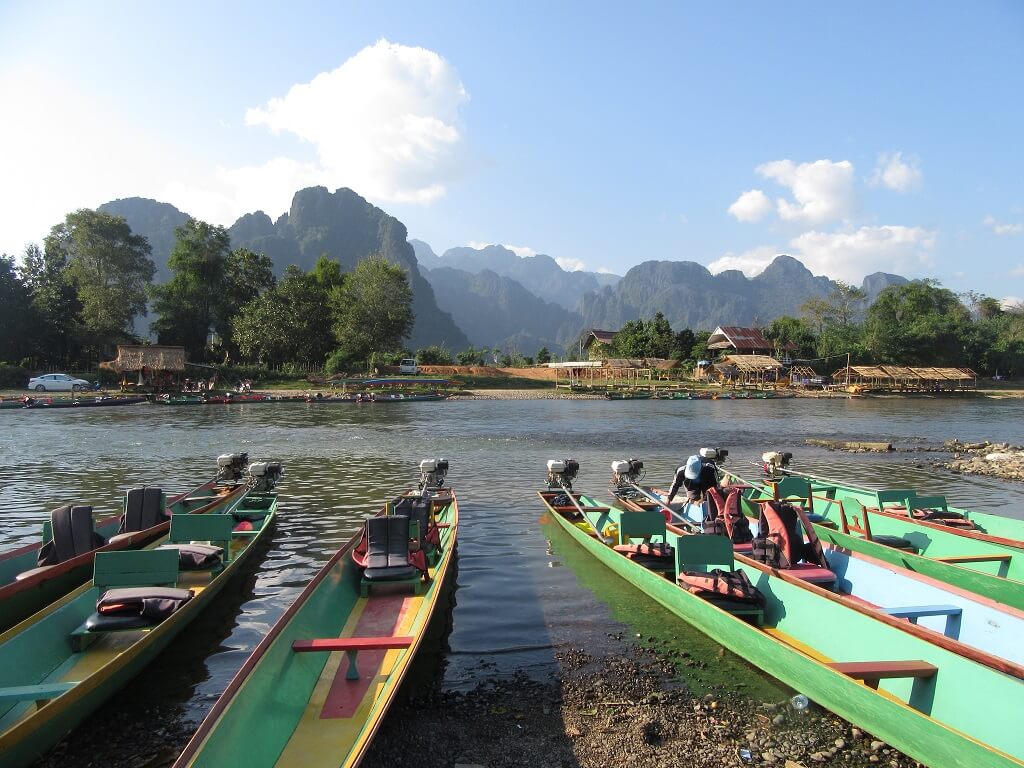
[790,225,935,283]
[727,190,773,223]
[756,159,857,225]
[243,39,469,208]
[596,266,617,274]
[870,151,922,192]
[467,241,538,258]
[1002,296,1023,310]
[1011,265,1024,276]
[984,215,1024,236]
[708,245,780,277]
[555,256,587,272]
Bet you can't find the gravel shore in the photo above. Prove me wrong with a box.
[363,644,920,768]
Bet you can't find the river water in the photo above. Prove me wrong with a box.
[2,397,1023,744]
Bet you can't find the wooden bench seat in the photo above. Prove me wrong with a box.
[827,660,937,689]
[0,682,77,704]
[882,604,962,638]
[292,636,415,679]
[936,554,1012,564]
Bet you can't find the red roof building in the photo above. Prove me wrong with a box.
[706,326,774,355]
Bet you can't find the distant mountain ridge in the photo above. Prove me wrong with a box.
[422,267,581,355]
[573,255,907,339]
[414,242,621,312]
[101,188,468,350]
[100,189,910,357]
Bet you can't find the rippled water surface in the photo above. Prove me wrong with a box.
[2,397,1023,728]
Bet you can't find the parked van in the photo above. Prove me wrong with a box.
[399,358,419,374]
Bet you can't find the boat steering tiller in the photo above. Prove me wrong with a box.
[216,453,250,484]
[546,458,580,491]
[418,458,450,492]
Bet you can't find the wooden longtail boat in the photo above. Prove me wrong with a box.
[613,485,1024,678]
[0,474,250,632]
[172,483,458,768]
[538,479,1024,767]
[604,391,653,400]
[0,473,279,768]
[733,470,1024,580]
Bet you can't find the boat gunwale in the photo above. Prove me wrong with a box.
[173,489,459,768]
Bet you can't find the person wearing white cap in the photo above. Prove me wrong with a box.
[666,452,721,504]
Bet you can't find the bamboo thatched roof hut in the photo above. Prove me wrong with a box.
[713,354,782,388]
[832,365,977,391]
[101,345,186,373]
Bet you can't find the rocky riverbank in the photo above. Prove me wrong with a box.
[940,440,1024,481]
[363,644,919,768]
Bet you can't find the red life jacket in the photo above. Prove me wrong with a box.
[705,488,754,544]
[678,568,764,605]
[753,501,829,570]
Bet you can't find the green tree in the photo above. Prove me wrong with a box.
[218,248,277,359]
[0,255,39,362]
[234,265,336,366]
[21,242,83,364]
[647,312,675,358]
[612,319,649,357]
[44,210,155,356]
[864,280,971,365]
[536,346,552,364]
[330,257,414,360]
[764,316,816,359]
[416,345,452,364]
[673,329,696,361]
[150,220,231,359]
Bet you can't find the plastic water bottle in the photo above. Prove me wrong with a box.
[790,694,810,711]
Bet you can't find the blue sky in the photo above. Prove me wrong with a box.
[1,1,1022,300]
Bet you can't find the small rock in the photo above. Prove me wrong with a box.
[851,728,863,740]
[772,714,784,726]
[870,740,885,752]
[834,738,846,749]
[868,757,879,764]
[809,752,827,763]
[786,761,807,768]
[762,751,778,764]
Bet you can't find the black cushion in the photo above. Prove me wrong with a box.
[872,535,917,552]
[158,543,223,570]
[84,613,156,632]
[120,487,166,533]
[387,515,410,567]
[37,505,105,566]
[365,515,390,569]
[363,565,420,582]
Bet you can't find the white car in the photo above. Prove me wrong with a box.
[28,373,92,392]
[399,358,419,374]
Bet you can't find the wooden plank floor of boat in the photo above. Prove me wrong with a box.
[272,576,426,765]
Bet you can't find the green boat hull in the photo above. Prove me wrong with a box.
[0,491,277,768]
[174,491,458,768]
[541,492,1024,767]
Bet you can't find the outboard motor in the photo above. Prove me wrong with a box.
[217,452,249,483]
[761,451,793,478]
[611,457,645,488]
[546,458,579,491]
[698,447,728,464]
[248,461,283,493]
[418,458,450,492]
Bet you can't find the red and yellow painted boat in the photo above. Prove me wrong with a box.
[173,486,458,768]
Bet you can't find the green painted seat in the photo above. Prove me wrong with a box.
[774,477,813,509]
[0,682,77,704]
[874,489,917,511]
[71,549,181,651]
[616,508,668,545]
[167,513,235,564]
[675,535,763,623]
